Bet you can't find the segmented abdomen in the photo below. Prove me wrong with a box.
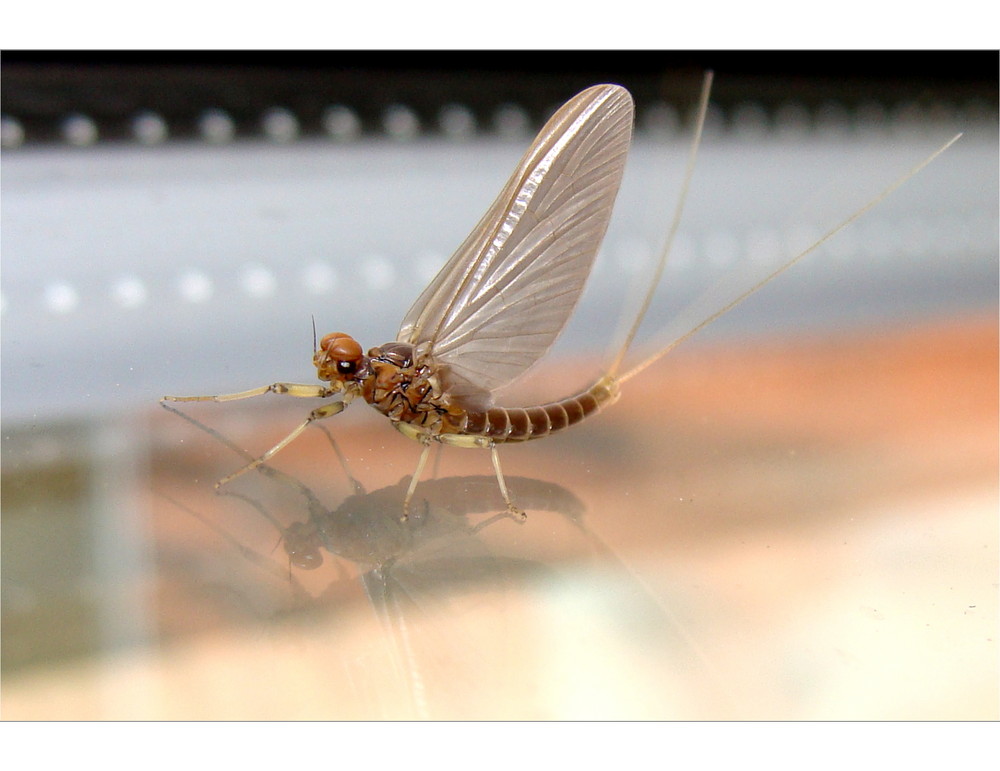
[456,377,619,442]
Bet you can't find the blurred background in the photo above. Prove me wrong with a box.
[2,51,997,719]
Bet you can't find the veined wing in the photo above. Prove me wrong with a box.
[397,84,634,408]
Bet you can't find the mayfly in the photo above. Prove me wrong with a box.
[163,73,959,520]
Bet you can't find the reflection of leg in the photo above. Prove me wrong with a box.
[162,382,336,402]
[161,401,334,515]
[216,399,350,488]
[162,491,312,592]
[314,423,365,495]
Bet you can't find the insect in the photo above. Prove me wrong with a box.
[163,74,959,521]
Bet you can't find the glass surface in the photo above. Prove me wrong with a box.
[2,318,996,719]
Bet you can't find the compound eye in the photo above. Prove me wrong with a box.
[320,333,361,358]
[292,547,323,570]
[318,333,363,372]
[284,522,324,570]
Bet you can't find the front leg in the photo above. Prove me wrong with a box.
[215,398,352,487]
[162,382,352,488]
[162,382,338,403]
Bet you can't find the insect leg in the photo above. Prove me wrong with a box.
[400,439,433,522]
[422,432,526,521]
[162,382,335,403]
[215,398,351,488]
[489,445,526,522]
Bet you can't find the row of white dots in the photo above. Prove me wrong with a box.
[592,210,991,284]
[3,98,985,149]
[0,103,533,148]
[7,256,427,316]
[8,209,989,317]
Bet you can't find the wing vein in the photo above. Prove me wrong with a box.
[396,84,634,407]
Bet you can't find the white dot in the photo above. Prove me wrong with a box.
[415,251,444,284]
[492,104,530,139]
[731,101,770,137]
[704,230,740,270]
[815,101,852,136]
[899,216,932,258]
[745,227,784,268]
[1,115,25,147]
[199,109,235,143]
[178,271,213,303]
[926,101,959,130]
[959,98,991,127]
[45,282,80,313]
[784,223,824,262]
[641,102,680,137]
[361,256,395,291]
[112,276,148,308]
[240,265,276,298]
[774,102,811,138]
[322,105,361,141]
[859,219,901,261]
[382,104,420,140]
[63,114,98,146]
[668,232,696,275]
[891,101,925,130]
[825,221,860,263]
[614,238,655,275]
[132,111,168,144]
[262,107,299,142]
[930,213,968,255]
[301,262,337,294]
[856,100,889,132]
[700,103,726,138]
[438,104,476,139]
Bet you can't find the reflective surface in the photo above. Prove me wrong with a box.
[4,88,997,718]
[3,317,996,719]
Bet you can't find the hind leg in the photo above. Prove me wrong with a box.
[394,423,526,522]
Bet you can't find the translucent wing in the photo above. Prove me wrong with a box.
[397,84,634,408]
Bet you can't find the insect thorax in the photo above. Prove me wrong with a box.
[362,342,460,434]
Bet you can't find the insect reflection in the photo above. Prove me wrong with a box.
[159,404,593,718]
[163,74,958,521]
[160,403,585,579]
